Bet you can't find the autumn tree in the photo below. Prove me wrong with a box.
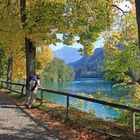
[104,5,140,83]
[0,0,24,86]
[0,0,53,83]
[18,0,115,94]
[0,46,7,77]
[12,46,53,80]
[113,0,140,49]
[36,46,53,74]
[0,0,118,94]
[134,0,140,48]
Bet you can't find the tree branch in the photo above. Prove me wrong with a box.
[112,4,125,15]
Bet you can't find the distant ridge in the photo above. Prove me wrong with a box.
[53,47,82,64]
[69,48,104,78]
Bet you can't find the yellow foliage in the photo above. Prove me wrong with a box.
[12,52,26,80]
[36,45,53,74]
[0,0,24,58]
[12,45,53,80]
[134,84,140,101]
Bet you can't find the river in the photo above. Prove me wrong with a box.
[40,78,131,120]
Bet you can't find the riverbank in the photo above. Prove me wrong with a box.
[4,89,139,140]
[134,83,140,100]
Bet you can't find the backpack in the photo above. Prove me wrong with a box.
[30,76,38,91]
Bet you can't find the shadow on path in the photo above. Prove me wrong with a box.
[0,92,60,140]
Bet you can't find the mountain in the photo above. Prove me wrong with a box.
[53,47,82,64]
[69,48,104,78]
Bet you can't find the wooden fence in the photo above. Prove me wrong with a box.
[0,80,140,134]
[0,81,26,96]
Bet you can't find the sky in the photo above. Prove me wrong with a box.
[50,35,105,51]
[50,0,132,51]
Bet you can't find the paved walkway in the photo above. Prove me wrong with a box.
[0,92,58,140]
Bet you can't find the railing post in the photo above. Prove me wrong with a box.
[131,111,136,134]
[21,85,25,96]
[40,90,43,105]
[66,96,69,118]
[9,83,12,93]
[0,81,3,88]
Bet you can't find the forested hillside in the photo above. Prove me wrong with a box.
[69,48,104,78]
[43,58,74,82]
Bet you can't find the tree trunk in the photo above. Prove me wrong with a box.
[25,38,36,94]
[0,59,2,76]
[20,0,36,94]
[7,57,13,89]
[135,0,140,49]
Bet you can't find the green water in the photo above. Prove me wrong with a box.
[40,78,131,120]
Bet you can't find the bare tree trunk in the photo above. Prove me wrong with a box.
[25,38,36,94]
[20,0,36,94]
[7,57,13,89]
[0,59,2,76]
[135,0,140,49]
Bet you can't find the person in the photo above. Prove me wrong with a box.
[25,74,42,108]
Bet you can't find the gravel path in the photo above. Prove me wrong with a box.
[0,92,58,140]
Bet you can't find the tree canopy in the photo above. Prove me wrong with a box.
[1,0,140,84]
[43,58,74,82]
[104,1,140,83]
